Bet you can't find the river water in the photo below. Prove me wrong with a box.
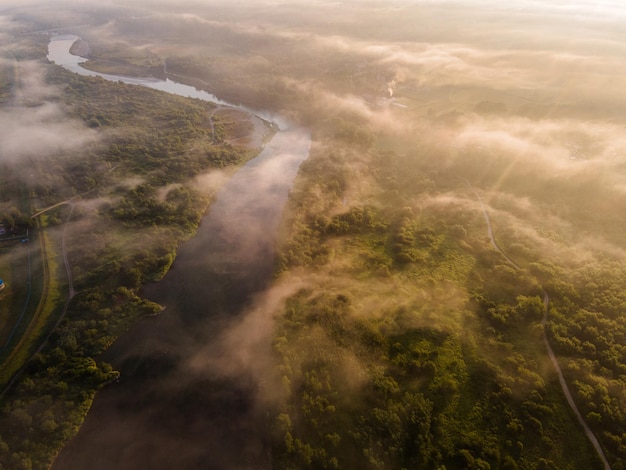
[48,36,310,469]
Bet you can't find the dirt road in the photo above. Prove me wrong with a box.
[469,183,611,470]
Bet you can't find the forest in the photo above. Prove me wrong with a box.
[0,1,625,469]
[269,128,626,469]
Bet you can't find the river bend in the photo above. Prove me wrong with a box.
[48,35,309,470]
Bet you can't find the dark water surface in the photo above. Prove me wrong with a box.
[49,36,310,469]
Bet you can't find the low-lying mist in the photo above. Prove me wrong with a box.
[2,0,626,468]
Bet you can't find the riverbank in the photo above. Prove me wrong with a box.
[47,35,310,469]
[0,30,306,468]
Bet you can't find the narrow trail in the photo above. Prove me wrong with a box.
[469,187,520,269]
[208,105,223,142]
[467,183,611,470]
[59,204,76,300]
[31,200,72,219]
[31,165,118,220]
[540,293,611,470]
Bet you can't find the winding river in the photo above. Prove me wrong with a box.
[48,36,310,469]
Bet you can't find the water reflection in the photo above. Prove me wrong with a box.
[49,35,310,469]
[47,35,285,127]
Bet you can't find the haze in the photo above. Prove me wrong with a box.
[0,1,625,469]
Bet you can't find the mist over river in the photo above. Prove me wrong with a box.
[49,36,310,469]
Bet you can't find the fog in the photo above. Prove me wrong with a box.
[1,0,625,468]
[0,56,97,164]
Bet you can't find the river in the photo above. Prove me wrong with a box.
[48,35,310,469]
